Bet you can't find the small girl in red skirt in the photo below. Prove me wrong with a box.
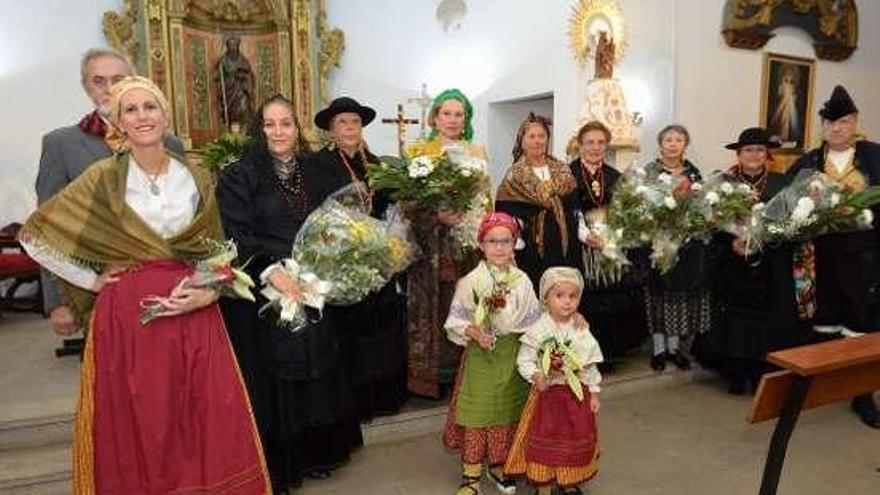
[504,266,603,495]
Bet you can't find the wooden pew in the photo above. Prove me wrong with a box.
[748,332,880,495]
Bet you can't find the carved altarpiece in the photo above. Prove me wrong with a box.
[103,0,344,149]
[722,0,858,61]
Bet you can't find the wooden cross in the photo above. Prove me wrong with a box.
[382,103,418,156]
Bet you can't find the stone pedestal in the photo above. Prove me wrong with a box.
[570,77,640,166]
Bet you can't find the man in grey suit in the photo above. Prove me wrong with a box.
[36,47,185,337]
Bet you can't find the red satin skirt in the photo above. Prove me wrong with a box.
[73,260,270,494]
[504,385,599,487]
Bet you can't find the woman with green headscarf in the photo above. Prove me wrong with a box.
[406,88,492,398]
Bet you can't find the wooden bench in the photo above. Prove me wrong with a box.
[748,332,880,495]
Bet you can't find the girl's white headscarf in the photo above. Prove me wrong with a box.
[539,266,584,301]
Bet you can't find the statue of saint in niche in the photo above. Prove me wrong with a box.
[216,35,255,128]
[594,30,615,79]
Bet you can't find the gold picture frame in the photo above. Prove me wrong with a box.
[760,52,816,157]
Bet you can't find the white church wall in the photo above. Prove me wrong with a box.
[328,0,676,180]
[0,0,119,226]
[331,0,880,174]
[0,0,878,225]
[674,0,880,171]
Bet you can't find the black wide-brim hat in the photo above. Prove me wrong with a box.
[314,96,376,130]
[819,85,858,121]
[725,127,782,150]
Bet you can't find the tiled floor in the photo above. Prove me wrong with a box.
[298,380,880,495]
[2,313,878,494]
[0,313,78,423]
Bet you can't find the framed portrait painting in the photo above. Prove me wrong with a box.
[761,53,816,156]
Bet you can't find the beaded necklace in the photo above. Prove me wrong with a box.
[733,163,768,196]
[337,148,374,212]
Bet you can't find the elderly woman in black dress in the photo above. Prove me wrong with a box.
[311,96,409,420]
[643,124,709,371]
[569,120,647,370]
[701,127,804,394]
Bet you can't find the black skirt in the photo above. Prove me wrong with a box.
[325,278,409,421]
[221,297,363,491]
[697,238,806,379]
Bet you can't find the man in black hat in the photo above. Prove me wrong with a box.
[788,85,880,428]
[310,96,410,420]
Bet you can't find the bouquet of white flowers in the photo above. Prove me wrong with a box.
[368,142,490,253]
[605,164,694,273]
[685,174,764,253]
[366,146,486,214]
[761,169,880,243]
[577,209,630,286]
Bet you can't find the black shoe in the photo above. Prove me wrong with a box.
[487,467,516,494]
[668,352,691,370]
[650,353,667,372]
[851,396,880,429]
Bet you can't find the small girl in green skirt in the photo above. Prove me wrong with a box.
[442,212,542,495]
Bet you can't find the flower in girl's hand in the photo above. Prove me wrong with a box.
[488,294,507,310]
[539,337,584,401]
[471,269,521,333]
[550,349,565,372]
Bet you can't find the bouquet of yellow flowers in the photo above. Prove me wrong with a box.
[261,185,417,329]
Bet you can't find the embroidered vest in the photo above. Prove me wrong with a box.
[824,148,867,193]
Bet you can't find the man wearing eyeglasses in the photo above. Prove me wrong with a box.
[35,48,184,341]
